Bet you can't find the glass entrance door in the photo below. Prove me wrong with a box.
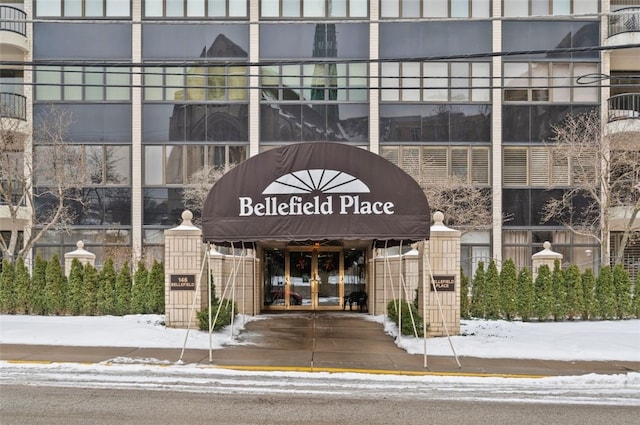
[262,248,344,310]
[315,250,341,308]
[289,249,341,309]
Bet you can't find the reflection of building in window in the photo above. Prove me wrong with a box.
[260,23,368,143]
[168,34,249,143]
[163,34,249,184]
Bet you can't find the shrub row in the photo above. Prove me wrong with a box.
[462,259,640,321]
[386,299,425,337]
[197,278,237,332]
[0,256,165,316]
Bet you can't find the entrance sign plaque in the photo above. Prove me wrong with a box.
[430,275,455,291]
[170,274,196,290]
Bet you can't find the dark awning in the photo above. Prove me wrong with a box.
[202,142,430,246]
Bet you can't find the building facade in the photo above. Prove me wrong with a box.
[1,0,639,279]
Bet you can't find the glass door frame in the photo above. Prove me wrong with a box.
[285,246,344,310]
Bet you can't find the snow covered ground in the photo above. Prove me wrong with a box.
[1,315,639,406]
[1,314,639,362]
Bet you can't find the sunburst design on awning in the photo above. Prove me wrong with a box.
[263,169,370,195]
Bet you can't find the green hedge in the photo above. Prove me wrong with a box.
[197,300,237,332]
[387,299,425,337]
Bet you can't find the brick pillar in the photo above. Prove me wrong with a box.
[419,211,461,337]
[532,241,563,280]
[64,241,96,277]
[164,210,205,329]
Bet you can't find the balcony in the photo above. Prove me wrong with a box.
[0,6,28,60]
[0,92,26,121]
[607,93,640,139]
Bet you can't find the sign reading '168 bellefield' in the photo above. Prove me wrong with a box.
[170,274,196,290]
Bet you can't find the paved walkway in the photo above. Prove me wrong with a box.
[2,313,639,377]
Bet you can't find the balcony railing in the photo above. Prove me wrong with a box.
[608,93,640,122]
[609,7,640,37]
[0,5,26,37]
[0,92,26,120]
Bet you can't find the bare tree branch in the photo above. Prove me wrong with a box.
[541,110,640,264]
[182,166,226,225]
[1,104,95,263]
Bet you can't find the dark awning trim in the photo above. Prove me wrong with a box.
[202,142,430,246]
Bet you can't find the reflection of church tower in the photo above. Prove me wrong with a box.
[311,24,338,126]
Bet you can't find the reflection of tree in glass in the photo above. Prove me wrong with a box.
[182,166,226,225]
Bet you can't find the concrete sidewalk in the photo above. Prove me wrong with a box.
[2,313,639,377]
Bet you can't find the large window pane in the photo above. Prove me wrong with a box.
[85,0,104,16]
[573,63,598,102]
[228,145,247,166]
[143,104,178,142]
[329,0,347,17]
[553,0,571,15]
[187,0,205,16]
[228,0,247,16]
[165,67,185,101]
[208,0,226,16]
[64,0,82,17]
[260,24,368,59]
[380,22,490,58]
[304,0,324,17]
[63,66,83,100]
[282,65,302,100]
[261,0,279,17]
[85,69,104,101]
[209,145,226,169]
[349,63,368,101]
[145,0,163,16]
[573,0,598,15]
[143,188,184,226]
[552,63,571,102]
[531,0,549,16]
[283,0,300,17]
[145,146,163,185]
[381,63,400,101]
[165,146,183,184]
[73,188,132,226]
[402,62,420,101]
[166,0,183,16]
[450,62,469,101]
[471,62,490,102]
[472,0,490,18]
[531,63,549,102]
[106,0,130,17]
[85,146,104,184]
[350,0,367,17]
[35,104,132,142]
[185,145,205,179]
[423,62,448,101]
[451,0,469,17]
[504,63,529,101]
[106,146,131,185]
[424,0,447,17]
[36,0,61,16]
[504,0,528,17]
[402,0,420,17]
[381,0,399,17]
[144,70,163,100]
[35,67,61,100]
[143,24,249,60]
[35,24,131,59]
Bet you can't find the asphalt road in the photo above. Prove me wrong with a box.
[3,384,640,425]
